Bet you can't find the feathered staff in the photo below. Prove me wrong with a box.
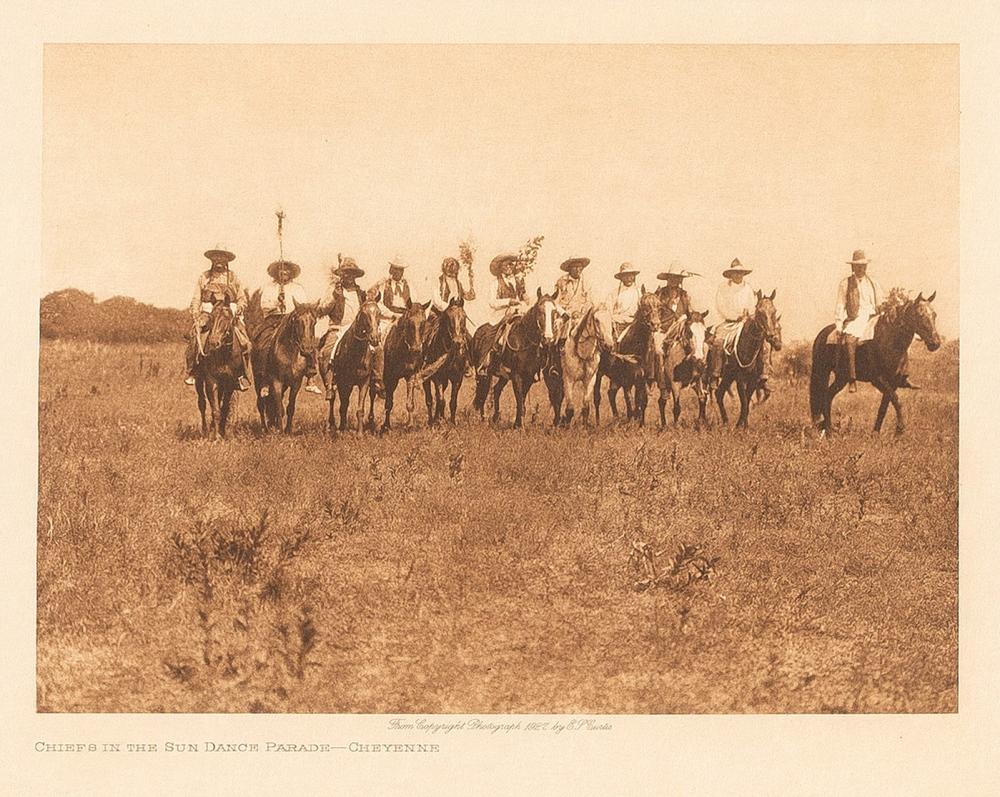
[516,235,545,273]
[459,238,477,299]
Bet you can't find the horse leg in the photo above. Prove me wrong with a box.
[272,379,285,432]
[887,388,905,435]
[561,376,574,428]
[735,378,751,430]
[435,381,446,421]
[672,382,682,426]
[207,381,221,440]
[405,376,416,429]
[512,374,526,429]
[716,374,730,426]
[338,383,351,432]
[621,385,634,421]
[874,391,891,433]
[635,382,648,427]
[491,375,508,425]
[824,375,849,435]
[382,377,396,433]
[593,372,602,425]
[219,388,233,438]
[448,378,460,424]
[197,379,208,436]
[609,384,621,418]
[284,384,299,434]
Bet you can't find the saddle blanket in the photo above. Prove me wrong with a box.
[825,315,879,345]
[712,320,744,355]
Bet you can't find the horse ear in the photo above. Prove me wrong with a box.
[754,289,762,299]
[641,284,647,295]
[927,291,936,302]
[702,310,709,320]
[916,291,924,302]
[406,296,412,309]
[769,289,776,300]
[536,286,542,300]
[292,296,300,310]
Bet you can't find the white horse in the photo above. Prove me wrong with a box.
[556,306,615,426]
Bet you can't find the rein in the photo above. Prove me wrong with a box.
[503,306,546,354]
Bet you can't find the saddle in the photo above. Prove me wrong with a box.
[711,320,744,355]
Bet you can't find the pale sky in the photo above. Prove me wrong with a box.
[42,44,958,341]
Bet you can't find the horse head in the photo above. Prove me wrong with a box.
[687,310,709,362]
[534,287,558,345]
[754,289,783,351]
[355,297,383,348]
[205,296,235,354]
[911,291,941,351]
[442,300,469,351]
[401,300,431,352]
[289,298,320,359]
[637,291,662,331]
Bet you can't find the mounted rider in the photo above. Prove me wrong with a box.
[369,256,412,398]
[553,257,594,346]
[427,256,475,352]
[834,249,883,393]
[655,266,694,338]
[477,253,529,376]
[706,258,757,388]
[605,262,642,343]
[320,256,367,400]
[257,258,320,395]
[184,248,252,391]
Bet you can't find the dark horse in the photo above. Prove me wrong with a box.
[381,299,431,432]
[593,290,661,426]
[651,310,711,429]
[420,297,471,426]
[713,290,783,429]
[471,289,559,428]
[319,294,383,433]
[194,296,243,440]
[249,298,320,434]
[810,292,940,435]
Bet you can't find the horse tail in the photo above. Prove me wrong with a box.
[809,324,836,419]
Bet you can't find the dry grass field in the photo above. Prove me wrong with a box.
[36,339,958,713]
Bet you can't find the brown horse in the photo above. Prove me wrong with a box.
[250,299,320,434]
[471,289,559,428]
[194,297,243,440]
[319,294,383,433]
[652,310,711,429]
[420,297,471,426]
[381,299,431,432]
[593,290,661,426]
[810,291,940,435]
[713,290,782,429]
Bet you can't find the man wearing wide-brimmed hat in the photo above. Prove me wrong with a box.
[604,262,642,341]
[655,265,696,336]
[475,252,529,374]
[706,258,757,388]
[319,256,368,399]
[553,257,594,343]
[834,248,884,393]
[184,248,252,391]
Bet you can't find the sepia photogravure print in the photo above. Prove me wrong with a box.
[37,43,958,715]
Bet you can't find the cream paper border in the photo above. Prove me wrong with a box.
[3,2,998,793]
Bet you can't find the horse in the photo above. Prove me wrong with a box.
[419,297,471,427]
[249,298,320,434]
[471,289,559,428]
[319,293,383,434]
[193,296,243,440]
[593,289,661,426]
[652,310,711,429]
[809,291,940,435]
[548,306,614,427]
[380,299,431,432]
[713,290,783,429]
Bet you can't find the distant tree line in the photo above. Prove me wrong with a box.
[40,289,190,343]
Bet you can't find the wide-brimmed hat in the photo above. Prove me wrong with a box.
[846,249,870,266]
[267,260,301,282]
[722,258,752,279]
[335,256,364,279]
[489,253,518,277]
[613,262,641,281]
[387,256,409,270]
[657,266,697,283]
[560,257,591,273]
[204,248,236,264]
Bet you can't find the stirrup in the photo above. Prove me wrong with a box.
[237,375,251,392]
[184,376,196,386]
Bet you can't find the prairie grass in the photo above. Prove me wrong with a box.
[37,340,958,713]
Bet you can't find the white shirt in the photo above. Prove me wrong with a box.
[835,274,883,339]
[260,280,311,315]
[715,280,756,322]
[484,276,523,326]
[607,283,640,324]
[433,275,467,312]
[339,289,361,329]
